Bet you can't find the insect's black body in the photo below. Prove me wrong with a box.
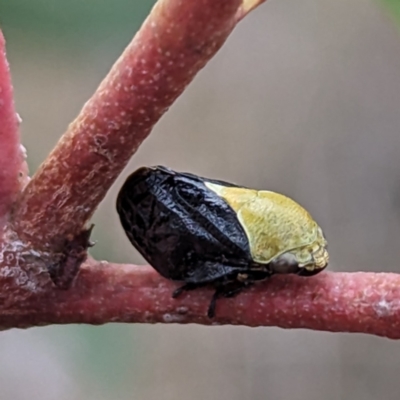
[117,166,328,317]
[116,166,270,317]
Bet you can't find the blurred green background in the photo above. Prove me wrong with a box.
[382,0,400,25]
[1,1,400,399]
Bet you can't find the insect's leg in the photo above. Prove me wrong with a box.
[222,282,252,298]
[207,280,248,318]
[297,267,322,277]
[172,282,204,298]
[207,290,220,319]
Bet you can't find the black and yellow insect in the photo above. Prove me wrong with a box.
[116,166,328,318]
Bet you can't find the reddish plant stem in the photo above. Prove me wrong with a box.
[1,266,399,338]
[2,0,394,339]
[0,32,27,226]
[11,0,249,249]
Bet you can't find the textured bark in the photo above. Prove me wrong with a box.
[1,264,400,339]
[11,0,244,250]
[0,32,28,226]
[0,0,398,338]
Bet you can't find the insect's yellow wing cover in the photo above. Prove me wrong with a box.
[205,183,322,265]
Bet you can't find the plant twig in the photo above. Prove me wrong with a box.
[1,0,396,339]
[0,32,28,226]
[2,265,400,339]
[12,0,254,250]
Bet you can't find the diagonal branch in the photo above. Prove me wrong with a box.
[11,0,266,250]
[2,265,400,339]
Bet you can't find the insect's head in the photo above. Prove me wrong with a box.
[269,226,329,276]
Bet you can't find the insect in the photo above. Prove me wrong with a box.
[116,166,328,318]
